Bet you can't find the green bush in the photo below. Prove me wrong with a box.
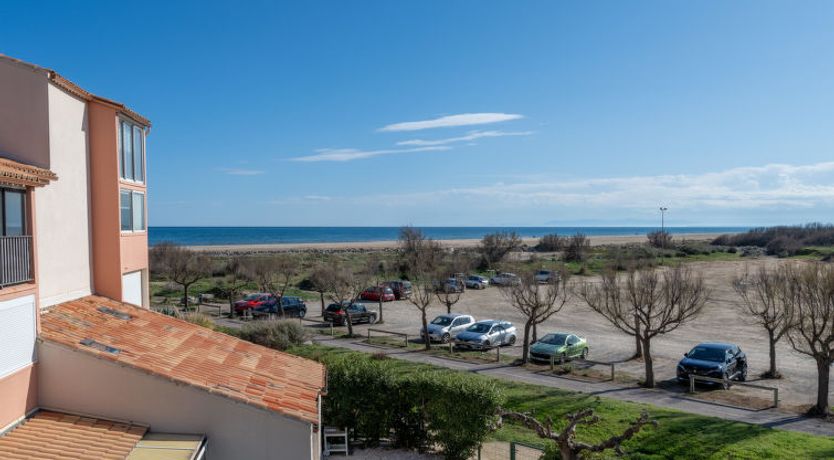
[238,320,308,350]
[180,312,215,329]
[319,352,503,459]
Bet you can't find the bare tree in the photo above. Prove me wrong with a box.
[398,227,443,350]
[647,230,673,249]
[308,263,334,316]
[498,408,655,460]
[365,254,390,323]
[322,263,371,337]
[733,265,795,378]
[563,233,591,263]
[478,231,522,270]
[215,257,249,316]
[785,262,834,417]
[150,243,210,311]
[244,255,299,317]
[577,266,709,387]
[435,283,462,314]
[499,269,570,364]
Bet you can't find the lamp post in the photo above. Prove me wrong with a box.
[659,207,668,249]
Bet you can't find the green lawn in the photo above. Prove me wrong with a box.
[289,345,834,459]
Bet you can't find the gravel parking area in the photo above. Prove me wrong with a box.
[309,258,823,410]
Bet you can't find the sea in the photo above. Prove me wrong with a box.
[148,226,749,247]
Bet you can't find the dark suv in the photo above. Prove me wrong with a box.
[677,343,747,387]
[385,280,413,300]
[253,295,307,318]
[323,302,377,325]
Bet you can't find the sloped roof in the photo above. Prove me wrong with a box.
[0,157,58,187]
[0,410,147,459]
[40,296,326,425]
[0,54,150,127]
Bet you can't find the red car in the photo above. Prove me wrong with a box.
[360,286,396,302]
[233,293,276,314]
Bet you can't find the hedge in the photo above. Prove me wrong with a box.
[320,353,503,460]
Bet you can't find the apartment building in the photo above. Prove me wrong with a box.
[0,55,325,459]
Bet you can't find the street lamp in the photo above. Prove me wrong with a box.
[659,207,668,234]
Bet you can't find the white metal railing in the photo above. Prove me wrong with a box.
[0,236,33,287]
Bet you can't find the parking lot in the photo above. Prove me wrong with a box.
[308,257,823,411]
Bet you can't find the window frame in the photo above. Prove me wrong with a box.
[119,189,146,234]
[119,118,146,185]
[0,187,27,237]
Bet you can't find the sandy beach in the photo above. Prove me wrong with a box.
[188,232,725,253]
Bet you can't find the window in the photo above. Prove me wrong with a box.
[120,189,146,232]
[119,119,145,183]
[0,188,26,236]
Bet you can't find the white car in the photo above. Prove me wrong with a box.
[465,275,489,289]
[454,320,518,350]
[422,313,475,343]
[490,272,520,286]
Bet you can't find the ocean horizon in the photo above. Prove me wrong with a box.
[148,226,750,247]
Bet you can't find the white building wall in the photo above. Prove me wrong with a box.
[36,84,93,307]
[38,342,317,460]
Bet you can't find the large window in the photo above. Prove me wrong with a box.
[120,189,145,232]
[120,119,145,183]
[0,188,26,236]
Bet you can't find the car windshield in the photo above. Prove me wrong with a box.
[326,305,343,312]
[538,333,569,345]
[537,270,551,275]
[687,346,727,362]
[243,294,260,301]
[431,316,453,326]
[467,323,492,333]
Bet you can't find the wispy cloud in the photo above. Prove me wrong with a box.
[290,146,449,162]
[397,130,533,147]
[303,195,332,201]
[379,113,523,132]
[217,167,265,176]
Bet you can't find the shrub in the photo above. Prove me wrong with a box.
[535,234,564,252]
[765,236,803,257]
[238,320,308,350]
[320,353,503,459]
[563,233,591,262]
[712,223,834,252]
[180,312,215,329]
[647,230,673,248]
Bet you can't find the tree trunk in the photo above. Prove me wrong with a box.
[642,337,655,388]
[446,302,451,314]
[767,329,778,378]
[345,311,354,337]
[378,296,384,323]
[814,357,831,417]
[532,322,538,343]
[633,314,643,358]
[319,292,325,316]
[183,283,190,312]
[421,311,431,351]
[559,442,578,460]
[521,318,533,364]
[228,295,234,317]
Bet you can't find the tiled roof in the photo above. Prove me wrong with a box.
[0,157,58,187]
[0,410,147,459]
[0,54,151,127]
[40,296,326,425]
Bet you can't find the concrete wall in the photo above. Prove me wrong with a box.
[0,364,37,431]
[35,84,92,307]
[38,342,317,460]
[0,59,50,168]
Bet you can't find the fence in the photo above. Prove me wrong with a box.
[367,328,409,348]
[475,441,545,460]
[298,317,336,336]
[0,235,33,287]
[549,355,615,381]
[688,374,779,408]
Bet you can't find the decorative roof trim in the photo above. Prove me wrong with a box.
[0,157,58,187]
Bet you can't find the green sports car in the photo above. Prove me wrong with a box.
[529,332,588,363]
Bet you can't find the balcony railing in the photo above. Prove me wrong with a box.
[0,235,33,288]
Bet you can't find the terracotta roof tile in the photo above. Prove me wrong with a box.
[0,157,58,188]
[40,296,326,426]
[0,410,147,459]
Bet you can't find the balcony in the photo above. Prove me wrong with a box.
[0,235,33,287]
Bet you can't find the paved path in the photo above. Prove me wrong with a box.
[312,335,834,438]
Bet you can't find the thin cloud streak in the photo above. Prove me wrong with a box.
[379,113,523,132]
[397,130,533,146]
[290,146,449,162]
[217,167,265,176]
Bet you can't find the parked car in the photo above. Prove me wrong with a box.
[465,275,489,290]
[435,278,463,293]
[253,295,307,318]
[676,343,748,388]
[421,313,475,343]
[529,332,588,363]
[454,320,517,350]
[323,302,377,325]
[385,280,413,300]
[534,269,556,284]
[234,293,276,314]
[360,286,396,302]
[490,272,520,286]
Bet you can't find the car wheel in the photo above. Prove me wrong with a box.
[483,341,491,349]
[580,348,588,360]
[508,335,516,346]
[298,309,306,318]
[441,333,451,343]
[369,315,377,324]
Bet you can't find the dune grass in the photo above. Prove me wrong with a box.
[290,344,834,459]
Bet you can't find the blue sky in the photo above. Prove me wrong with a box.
[3,1,834,226]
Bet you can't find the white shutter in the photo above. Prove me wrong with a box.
[122,271,143,306]
[0,294,36,379]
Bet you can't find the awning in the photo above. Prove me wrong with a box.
[0,158,58,188]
